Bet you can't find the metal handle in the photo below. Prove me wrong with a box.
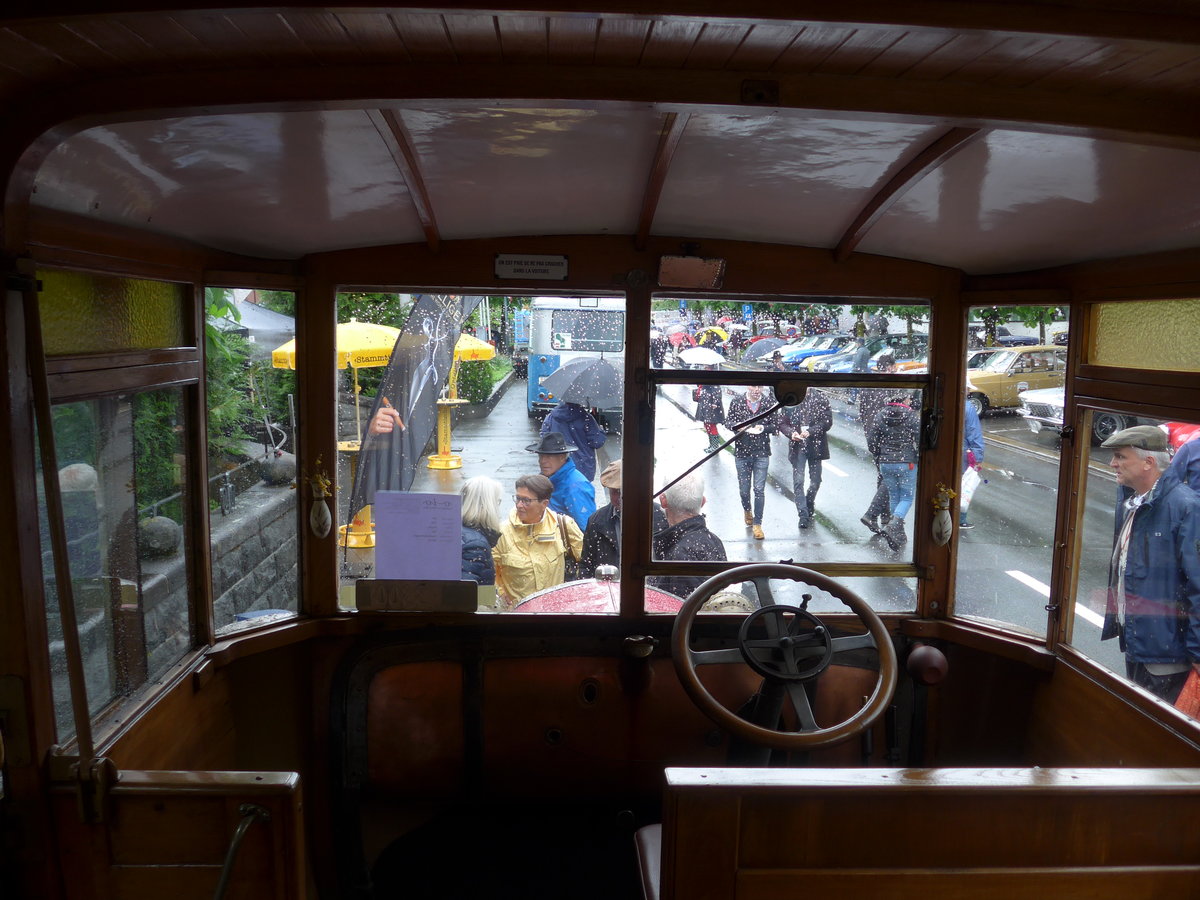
[213,803,272,900]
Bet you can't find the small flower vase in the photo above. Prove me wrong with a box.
[309,489,332,539]
[931,506,952,546]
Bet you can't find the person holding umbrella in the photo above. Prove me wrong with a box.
[540,399,607,481]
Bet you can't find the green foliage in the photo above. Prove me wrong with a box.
[50,402,97,467]
[457,359,494,404]
[132,390,184,515]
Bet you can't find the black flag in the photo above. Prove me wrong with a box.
[348,293,484,520]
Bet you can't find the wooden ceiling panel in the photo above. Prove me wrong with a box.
[856,29,957,79]
[947,34,1060,84]
[391,12,457,63]
[1098,49,1200,96]
[811,27,905,76]
[167,12,251,60]
[725,23,798,72]
[207,12,313,63]
[5,21,127,75]
[981,38,1106,89]
[683,23,752,70]
[594,18,651,67]
[281,11,364,62]
[496,14,548,63]
[548,16,598,65]
[640,19,703,68]
[444,14,503,63]
[50,18,173,71]
[774,25,857,73]
[334,12,409,64]
[0,24,87,82]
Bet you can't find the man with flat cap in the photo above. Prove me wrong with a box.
[527,431,596,528]
[579,460,668,576]
[1102,424,1200,703]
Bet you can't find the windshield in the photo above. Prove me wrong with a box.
[978,349,1019,372]
[550,309,625,352]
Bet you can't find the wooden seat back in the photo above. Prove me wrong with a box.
[657,767,1200,899]
[52,770,306,900]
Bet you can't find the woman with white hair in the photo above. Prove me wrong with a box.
[460,476,503,584]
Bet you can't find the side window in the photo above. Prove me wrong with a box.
[206,288,300,634]
[35,270,196,742]
[954,305,1067,635]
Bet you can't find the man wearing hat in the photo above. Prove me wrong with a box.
[539,399,607,481]
[527,431,597,527]
[1101,424,1200,703]
[579,460,668,576]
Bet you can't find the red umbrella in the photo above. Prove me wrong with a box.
[669,331,697,348]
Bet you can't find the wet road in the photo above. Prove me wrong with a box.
[356,374,1124,672]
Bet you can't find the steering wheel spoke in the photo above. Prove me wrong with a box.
[785,682,819,732]
[690,646,746,666]
[671,563,898,752]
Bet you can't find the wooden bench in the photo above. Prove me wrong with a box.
[642,767,1200,900]
[51,770,306,900]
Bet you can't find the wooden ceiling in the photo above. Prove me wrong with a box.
[2,4,1199,273]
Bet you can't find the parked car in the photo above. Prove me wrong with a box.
[966,346,1007,370]
[810,333,928,373]
[1017,385,1153,444]
[966,345,1066,415]
[969,325,1039,347]
[777,333,853,368]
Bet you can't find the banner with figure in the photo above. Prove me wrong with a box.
[349,294,484,520]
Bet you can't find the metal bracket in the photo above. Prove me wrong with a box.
[69,756,119,824]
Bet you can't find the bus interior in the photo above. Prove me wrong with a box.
[2,3,1200,899]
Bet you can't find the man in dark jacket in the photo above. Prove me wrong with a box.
[858,353,896,536]
[1101,425,1200,702]
[867,392,921,552]
[727,385,782,540]
[649,471,727,600]
[580,460,667,576]
[779,388,833,529]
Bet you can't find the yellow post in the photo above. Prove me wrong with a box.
[337,439,375,547]
[427,399,468,469]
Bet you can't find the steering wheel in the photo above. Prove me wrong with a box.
[670,563,898,751]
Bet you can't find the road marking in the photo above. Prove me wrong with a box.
[1005,569,1104,627]
[824,463,849,477]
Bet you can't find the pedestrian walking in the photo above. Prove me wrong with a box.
[727,385,782,540]
[867,391,921,552]
[693,370,725,453]
[959,398,985,529]
[858,353,895,536]
[779,388,833,529]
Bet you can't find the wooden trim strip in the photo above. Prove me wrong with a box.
[835,126,981,262]
[368,108,442,252]
[635,111,690,251]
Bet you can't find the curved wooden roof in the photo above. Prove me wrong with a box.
[2,3,1199,272]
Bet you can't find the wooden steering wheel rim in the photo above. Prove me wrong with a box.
[670,563,899,751]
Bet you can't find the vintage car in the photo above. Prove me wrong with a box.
[966,345,1068,415]
[1020,386,1174,445]
[810,333,929,373]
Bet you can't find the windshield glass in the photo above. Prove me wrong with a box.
[978,349,1018,372]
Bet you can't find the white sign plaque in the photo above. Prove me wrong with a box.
[495,254,569,280]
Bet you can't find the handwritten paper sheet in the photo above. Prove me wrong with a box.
[374,491,461,581]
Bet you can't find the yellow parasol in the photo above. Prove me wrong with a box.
[695,325,729,344]
[271,319,400,442]
[453,332,496,362]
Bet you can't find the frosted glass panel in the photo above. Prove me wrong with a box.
[38,269,187,355]
[1092,300,1200,372]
